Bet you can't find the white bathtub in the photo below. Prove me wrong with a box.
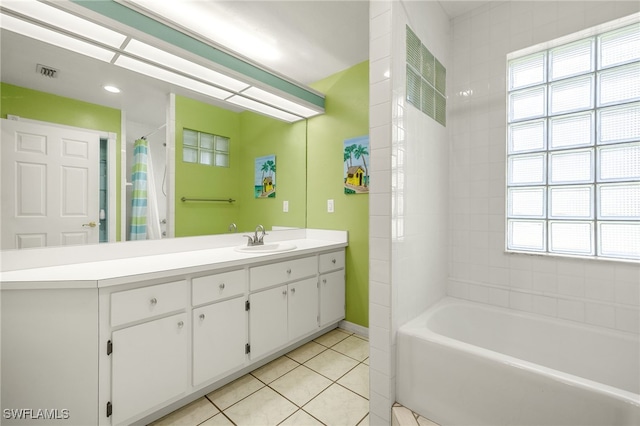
[397,297,640,426]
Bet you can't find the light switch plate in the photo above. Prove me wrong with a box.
[283,200,289,212]
[327,199,334,213]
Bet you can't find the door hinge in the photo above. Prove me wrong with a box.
[107,340,113,356]
[245,300,250,311]
[106,401,112,418]
[245,343,251,354]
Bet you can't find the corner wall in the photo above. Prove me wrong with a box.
[448,2,640,335]
[368,1,451,423]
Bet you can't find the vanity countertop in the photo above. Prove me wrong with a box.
[0,229,347,290]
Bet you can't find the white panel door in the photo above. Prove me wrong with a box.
[193,297,247,387]
[249,285,288,360]
[288,277,319,341]
[111,313,188,425]
[1,118,100,249]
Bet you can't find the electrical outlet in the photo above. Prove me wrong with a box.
[327,199,334,213]
[283,200,289,212]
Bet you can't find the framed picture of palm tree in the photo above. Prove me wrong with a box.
[254,154,276,198]
[343,136,369,194]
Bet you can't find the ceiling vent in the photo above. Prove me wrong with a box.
[36,64,58,78]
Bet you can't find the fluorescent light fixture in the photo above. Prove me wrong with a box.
[124,0,281,62]
[242,86,322,118]
[226,95,302,122]
[124,39,249,92]
[103,85,121,93]
[1,0,126,48]
[114,55,232,100]
[0,12,115,62]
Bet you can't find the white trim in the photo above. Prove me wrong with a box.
[166,93,176,238]
[339,320,369,338]
[120,111,128,242]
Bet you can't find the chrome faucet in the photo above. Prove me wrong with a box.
[243,224,266,246]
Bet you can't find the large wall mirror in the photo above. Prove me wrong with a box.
[0,0,367,250]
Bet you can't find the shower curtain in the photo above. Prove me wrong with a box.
[130,138,162,240]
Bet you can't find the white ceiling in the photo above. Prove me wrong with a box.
[0,1,488,128]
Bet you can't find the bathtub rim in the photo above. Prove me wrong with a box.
[398,296,640,407]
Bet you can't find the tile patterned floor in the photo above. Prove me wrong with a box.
[149,328,369,426]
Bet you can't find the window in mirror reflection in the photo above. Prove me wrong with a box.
[183,129,230,167]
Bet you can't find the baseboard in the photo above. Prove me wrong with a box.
[338,320,369,338]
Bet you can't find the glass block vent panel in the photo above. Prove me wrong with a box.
[509,52,546,90]
[200,133,214,150]
[509,154,546,185]
[406,25,446,127]
[599,184,640,219]
[550,112,593,149]
[599,143,640,181]
[509,87,546,122]
[421,45,435,84]
[406,26,421,70]
[599,222,640,259]
[549,149,593,184]
[508,187,545,217]
[182,128,230,167]
[435,58,446,95]
[183,147,197,163]
[549,221,593,254]
[509,120,545,153]
[599,24,640,69]
[549,75,594,115]
[598,62,640,106]
[549,186,593,219]
[599,103,640,144]
[550,38,594,81]
[183,129,198,147]
[508,220,545,251]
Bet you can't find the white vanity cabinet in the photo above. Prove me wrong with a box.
[107,280,189,426]
[319,251,346,327]
[192,269,247,387]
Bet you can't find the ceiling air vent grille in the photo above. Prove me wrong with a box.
[36,64,58,78]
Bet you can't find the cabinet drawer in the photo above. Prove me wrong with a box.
[249,256,317,292]
[111,280,187,327]
[192,269,245,306]
[319,250,345,273]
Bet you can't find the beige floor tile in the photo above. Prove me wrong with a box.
[278,409,323,426]
[304,383,369,426]
[392,406,418,426]
[286,341,327,363]
[251,356,299,384]
[357,414,370,426]
[149,397,218,426]
[270,365,332,406]
[199,412,235,426]
[337,363,369,399]
[313,328,350,347]
[417,415,440,426]
[207,374,264,411]
[304,348,359,381]
[224,386,297,426]
[331,335,369,361]
[363,357,369,365]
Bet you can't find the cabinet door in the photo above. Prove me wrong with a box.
[249,286,288,360]
[288,277,319,341]
[193,297,247,387]
[112,313,188,425]
[320,270,345,327]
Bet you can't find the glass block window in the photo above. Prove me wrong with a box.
[406,26,446,126]
[183,129,229,167]
[507,22,640,261]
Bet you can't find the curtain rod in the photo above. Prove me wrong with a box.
[181,197,235,203]
[141,123,167,140]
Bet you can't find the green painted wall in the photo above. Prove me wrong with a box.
[0,82,123,240]
[307,61,370,327]
[174,95,241,236]
[237,112,307,232]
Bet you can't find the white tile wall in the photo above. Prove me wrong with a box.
[448,1,640,335]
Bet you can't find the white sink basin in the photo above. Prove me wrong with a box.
[234,242,297,254]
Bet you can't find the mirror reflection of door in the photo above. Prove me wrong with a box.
[1,118,100,249]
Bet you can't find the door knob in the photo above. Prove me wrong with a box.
[82,221,97,228]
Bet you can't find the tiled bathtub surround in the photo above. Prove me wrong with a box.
[148,328,369,426]
[370,1,640,425]
[448,1,640,335]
